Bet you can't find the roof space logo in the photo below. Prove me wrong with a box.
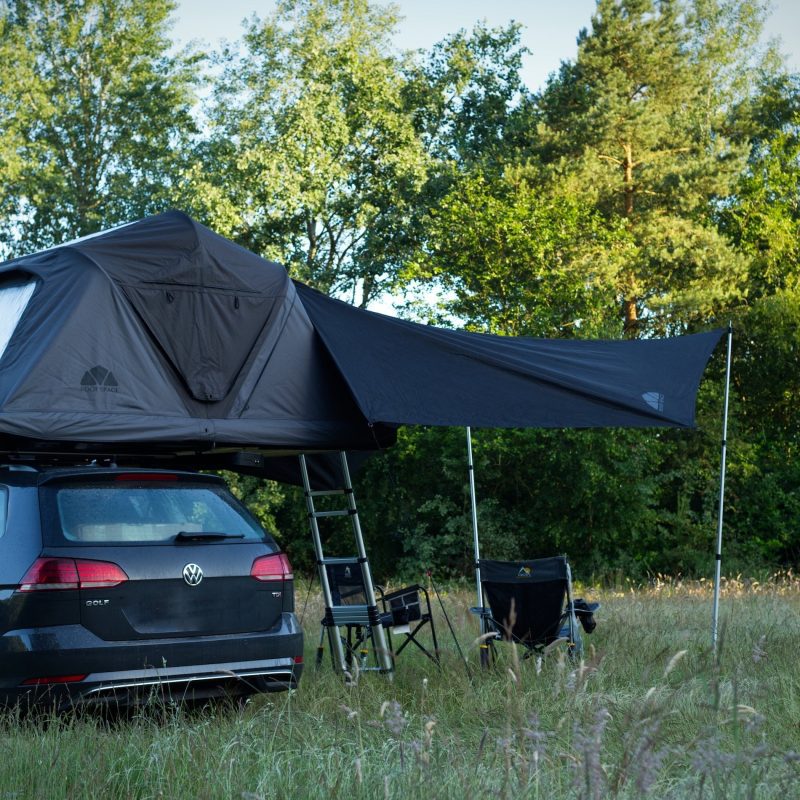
[81,365,119,393]
[642,391,664,412]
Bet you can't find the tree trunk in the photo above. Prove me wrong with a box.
[305,215,317,285]
[623,142,634,217]
[622,142,638,337]
[623,297,638,336]
[360,275,374,309]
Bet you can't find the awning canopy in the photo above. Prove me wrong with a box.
[298,283,722,430]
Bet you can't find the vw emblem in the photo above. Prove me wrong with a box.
[183,563,204,586]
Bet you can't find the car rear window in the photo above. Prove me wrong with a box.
[42,479,269,545]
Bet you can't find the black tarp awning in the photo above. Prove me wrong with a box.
[297,283,722,430]
[0,211,724,482]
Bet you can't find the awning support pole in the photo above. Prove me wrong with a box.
[711,323,733,657]
[466,427,488,667]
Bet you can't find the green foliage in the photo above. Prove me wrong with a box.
[717,74,800,297]
[220,471,286,539]
[721,290,800,564]
[190,0,429,306]
[402,21,532,171]
[0,10,38,232]
[351,425,718,581]
[734,289,800,441]
[533,0,769,334]
[0,0,200,254]
[403,170,624,336]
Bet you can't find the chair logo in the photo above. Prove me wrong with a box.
[183,563,204,586]
[81,365,119,393]
[642,391,665,412]
[518,566,532,578]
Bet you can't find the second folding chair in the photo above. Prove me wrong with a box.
[380,584,440,667]
[471,555,599,663]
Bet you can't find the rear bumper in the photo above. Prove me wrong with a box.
[0,612,303,707]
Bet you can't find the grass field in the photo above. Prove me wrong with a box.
[1,575,799,799]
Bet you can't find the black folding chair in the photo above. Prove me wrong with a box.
[471,556,599,662]
[380,584,440,667]
[316,559,440,670]
[316,558,380,671]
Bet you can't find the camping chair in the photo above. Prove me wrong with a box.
[316,558,379,671]
[380,584,440,667]
[471,556,599,662]
[316,559,440,670]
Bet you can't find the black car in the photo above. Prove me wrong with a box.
[0,464,303,709]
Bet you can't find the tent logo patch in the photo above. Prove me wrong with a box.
[517,566,532,578]
[642,391,664,412]
[81,365,119,393]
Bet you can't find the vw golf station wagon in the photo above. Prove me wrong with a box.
[0,464,303,709]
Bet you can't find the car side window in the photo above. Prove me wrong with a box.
[0,487,7,538]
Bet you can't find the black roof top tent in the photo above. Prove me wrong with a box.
[0,210,729,653]
[0,210,723,452]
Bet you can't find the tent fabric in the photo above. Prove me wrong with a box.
[0,210,724,459]
[0,212,393,451]
[297,283,723,429]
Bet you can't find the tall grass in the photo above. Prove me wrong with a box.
[1,575,798,799]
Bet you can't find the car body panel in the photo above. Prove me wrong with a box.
[0,465,303,707]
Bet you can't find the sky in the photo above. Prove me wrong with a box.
[173,0,800,93]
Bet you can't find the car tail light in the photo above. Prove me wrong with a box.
[250,553,293,582]
[18,558,128,591]
[75,559,128,589]
[21,674,87,686]
[293,655,303,664]
[18,558,79,591]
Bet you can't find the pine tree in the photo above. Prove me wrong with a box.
[536,0,774,335]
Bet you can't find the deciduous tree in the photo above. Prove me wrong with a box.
[194,0,428,307]
[0,0,199,253]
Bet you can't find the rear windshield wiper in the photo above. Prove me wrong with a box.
[175,531,245,542]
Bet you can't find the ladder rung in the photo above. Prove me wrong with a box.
[313,509,353,518]
[327,605,375,625]
[320,557,361,565]
[308,489,348,497]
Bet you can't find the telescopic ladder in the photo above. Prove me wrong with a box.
[298,452,393,676]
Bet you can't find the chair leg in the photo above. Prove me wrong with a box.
[315,625,326,668]
[393,621,441,666]
[567,611,583,661]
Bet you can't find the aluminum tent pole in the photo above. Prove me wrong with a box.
[466,427,488,667]
[711,323,733,657]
